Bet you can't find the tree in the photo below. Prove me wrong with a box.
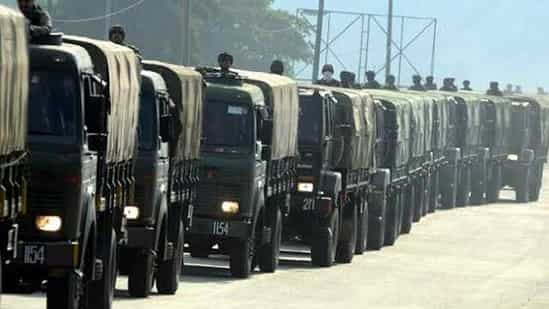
[49,0,313,74]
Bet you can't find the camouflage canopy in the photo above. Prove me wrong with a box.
[0,5,29,159]
[64,35,141,164]
[237,70,299,160]
[144,61,204,161]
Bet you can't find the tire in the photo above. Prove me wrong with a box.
[311,208,339,267]
[486,165,501,203]
[157,222,184,294]
[368,195,386,250]
[429,170,439,213]
[529,163,543,202]
[401,184,414,235]
[128,252,154,298]
[47,273,81,309]
[229,237,254,278]
[471,162,487,205]
[258,208,282,273]
[355,199,369,254]
[456,165,471,207]
[384,191,399,246]
[335,203,357,264]
[516,167,531,203]
[87,231,117,309]
[440,165,458,209]
[413,179,423,222]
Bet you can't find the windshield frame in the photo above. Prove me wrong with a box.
[201,100,255,154]
[28,68,83,144]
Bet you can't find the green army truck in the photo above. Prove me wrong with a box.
[118,62,203,297]
[498,96,549,202]
[13,35,140,309]
[0,3,29,303]
[188,69,298,278]
[285,85,377,266]
[369,90,412,243]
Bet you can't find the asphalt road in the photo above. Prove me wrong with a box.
[5,173,549,309]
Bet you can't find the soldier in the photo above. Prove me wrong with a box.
[515,85,523,94]
[462,80,473,91]
[503,84,514,95]
[270,60,284,75]
[486,81,503,96]
[363,70,381,89]
[537,87,547,95]
[218,52,234,73]
[425,75,437,90]
[340,71,358,88]
[440,78,458,92]
[316,64,340,87]
[409,75,425,91]
[384,74,399,91]
[109,25,141,56]
[18,0,52,38]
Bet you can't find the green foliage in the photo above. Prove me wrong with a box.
[49,0,313,74]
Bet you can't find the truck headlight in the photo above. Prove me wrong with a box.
[36,216,62,232]
[298,182,314,193]
[124,206,140,220]
[221,201,239,214]
[507,154,518,161]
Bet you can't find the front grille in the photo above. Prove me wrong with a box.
[29,188,64,208]
[196,182,241,215]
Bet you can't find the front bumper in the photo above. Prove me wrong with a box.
[16,240,79,269]
[189,217,252,240]
[125,225,156,249]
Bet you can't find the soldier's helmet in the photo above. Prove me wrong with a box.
[413,75,422,83]
[490,81,499,89]
[463,80,471,86]
[109,25,125,38]
[366,70,376,79]
[322,64,335,74]
[218,52,234,65]
[426,76,434,82]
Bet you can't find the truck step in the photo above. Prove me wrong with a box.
[166,242,174,259]
[94,259,103,281]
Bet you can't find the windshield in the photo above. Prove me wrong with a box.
[28,71,78,137]
[202,101,253,151]
[138,90,157,150]
[298,97,323,145]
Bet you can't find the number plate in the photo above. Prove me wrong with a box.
[302,198,315,211]
[212,221,229,236]
[23,245,46,265]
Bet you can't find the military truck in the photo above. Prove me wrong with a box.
[497,95,549,202]
[188,68,298,278]
[285,85,377,266]
[0,3,29,302]
[368,90,412,243]
[118,62,202,297]
[13,35,140,309]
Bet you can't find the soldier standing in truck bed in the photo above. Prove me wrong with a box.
[384,74,399,91]
[363,71,381,89]
[18,0,52,38]
[462,80,473,91]
[409,75,426,91]
[486,82,503,96]
[316,64,341,87]
[425,75,437,90]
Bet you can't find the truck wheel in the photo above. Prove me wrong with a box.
[516,167,531,203]
[229,237,254,278]
[128,252,154,298]
[384,191,399,246]
[311,208,339,267]
[87,231,117,309]
[157,223,184,294]
[487,165,501,203]
[355,199,369,254]
[529,163,543,202]
[401,184,414,234]
[456,166,471,207]
[471,164,487,205]
[367,196,386,250]
[413,179,423,222]
[429,170,439,213]
[47,273,81,309]
[258,207,282,273]
[335,204,357,264]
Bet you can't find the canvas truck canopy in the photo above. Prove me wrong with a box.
[368,90,411,169]
[143,61,204,161]
[63,35,140,164]
[392,91,431,159]
[236,70,299,160]
[481,95,512,157]
[530,95,549,158]
[0,5,29,158]
[417,92,449,153]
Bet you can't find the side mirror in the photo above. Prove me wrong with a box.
[261,119,273,145]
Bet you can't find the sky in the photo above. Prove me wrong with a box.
[274,0,548,92]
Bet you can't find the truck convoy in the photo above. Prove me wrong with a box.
[1,14,549,307]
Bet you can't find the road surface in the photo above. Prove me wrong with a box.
[5,173,549,309]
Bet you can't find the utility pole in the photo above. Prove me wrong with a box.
[182,0,192,65]
[385,0,394,79]
[312,0,325,82]
[105,0,112,40]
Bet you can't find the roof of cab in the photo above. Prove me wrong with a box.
[29,43,94,73]
[141,70,168,93]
